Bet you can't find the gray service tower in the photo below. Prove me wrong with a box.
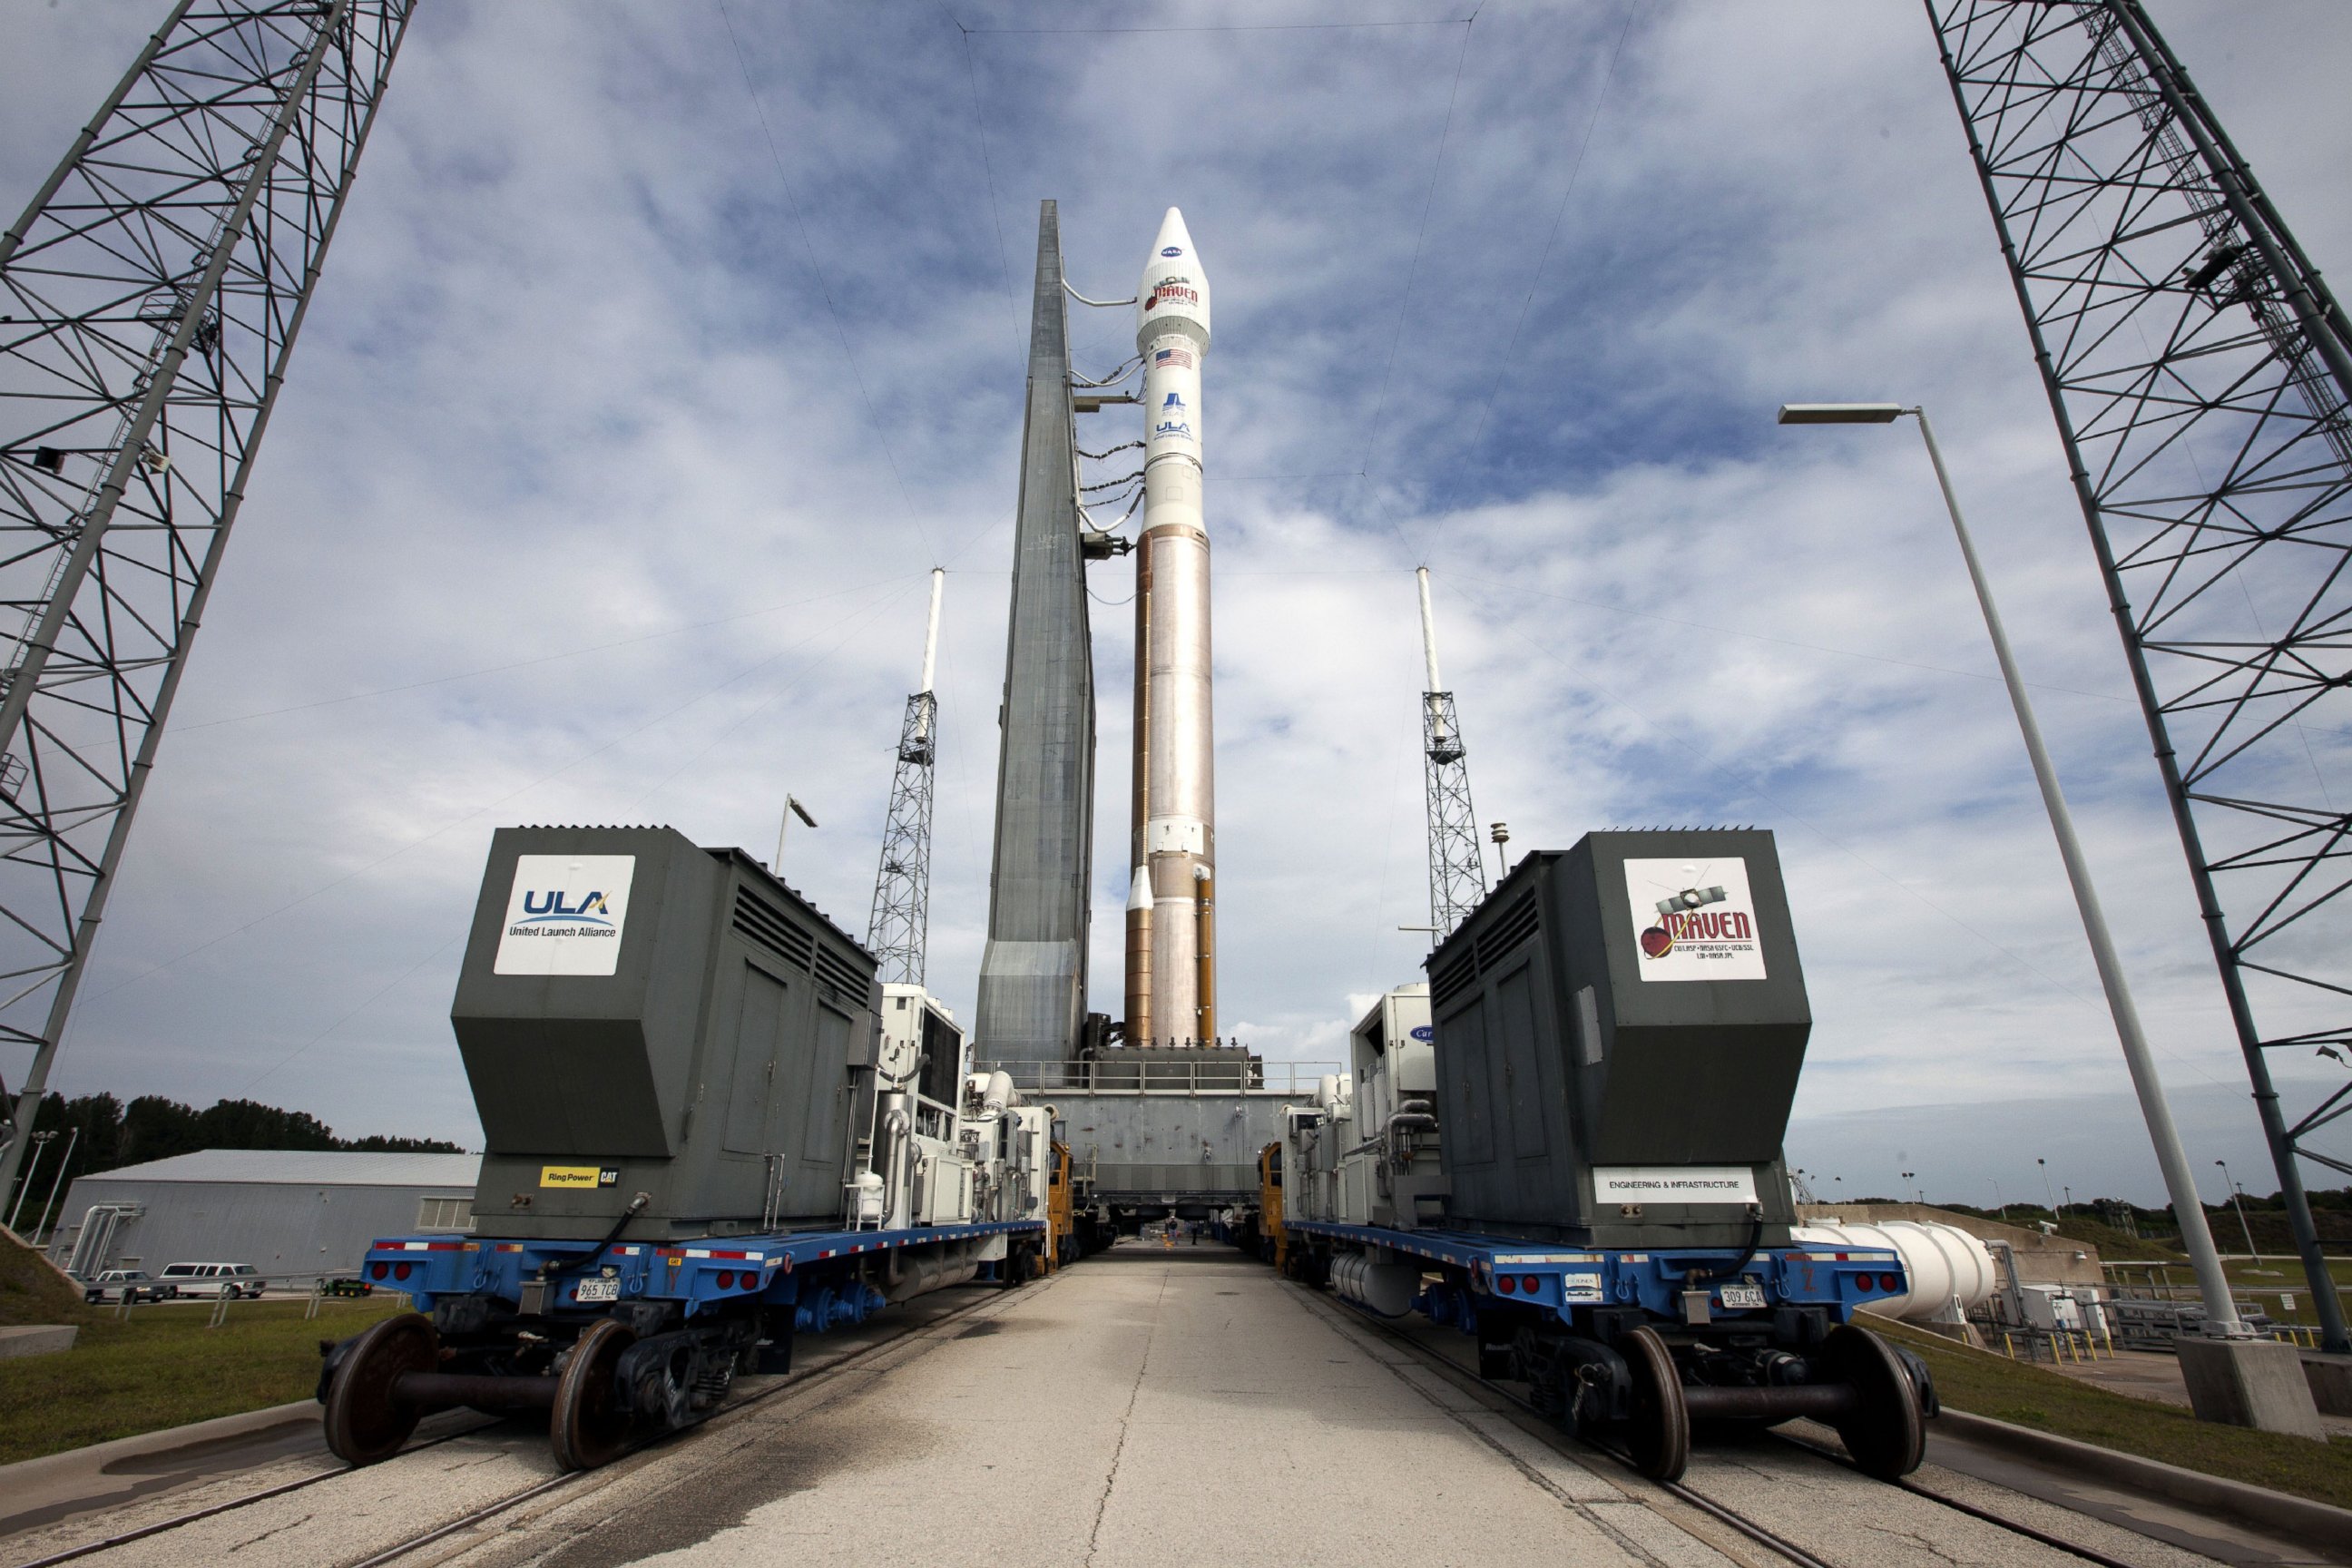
[974,201,1097,1065]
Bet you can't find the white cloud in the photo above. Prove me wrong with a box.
[3,0,2347,1202]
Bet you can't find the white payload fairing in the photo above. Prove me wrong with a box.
[1125,208,1217,1047]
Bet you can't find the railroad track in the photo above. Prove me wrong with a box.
[1310,1288,2161,1568]
[9,1283,1024,1568]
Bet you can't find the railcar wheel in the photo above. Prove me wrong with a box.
[1619,1327,1690,1482]
[1823,1324,1926,1480]
[323,1312,437,1466]
[551,1318,638,1472]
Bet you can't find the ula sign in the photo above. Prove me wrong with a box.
[495,855,637,976]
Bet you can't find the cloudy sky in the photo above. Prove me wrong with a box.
[4,0,2347,1206]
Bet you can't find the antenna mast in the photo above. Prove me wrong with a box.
[867,569,945,985]
[1418,569,1485,940]
[0,1,415,1200]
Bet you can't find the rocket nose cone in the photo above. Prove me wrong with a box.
[1152,207,1195,261]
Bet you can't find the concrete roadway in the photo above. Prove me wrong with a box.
[4,1243,2280,1567]
[423,1244,2221,1568]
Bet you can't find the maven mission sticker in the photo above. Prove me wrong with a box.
[1623,857,1766,982]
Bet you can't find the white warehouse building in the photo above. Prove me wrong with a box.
[45,1150,479,1283]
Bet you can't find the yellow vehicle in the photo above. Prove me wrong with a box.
[1258,1141,1288,1274]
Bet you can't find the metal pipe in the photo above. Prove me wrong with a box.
[1907,405,2242,1337]
[1680,1384,1858,1421]
[917,567,945,696]
[391,1372,558,1411]
[1193,866,1216,1043]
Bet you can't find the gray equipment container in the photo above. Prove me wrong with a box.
[453,826,877,1240]
[1426,830,1808,1247]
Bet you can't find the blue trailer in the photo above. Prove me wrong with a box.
[1281,1217,1935,1480]
[324,1218,1047,1470]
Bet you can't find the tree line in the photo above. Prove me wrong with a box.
[6,1092,463,1233]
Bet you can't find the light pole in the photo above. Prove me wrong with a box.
[5,1130,54,1232]
[1987,1177,2007,1222]
[1902,1169,1921,1205]
[2216,1159,2259,1261]
[1780,402,2247,1338]
[2038,1156,2058,1218]
[774,795,817,870]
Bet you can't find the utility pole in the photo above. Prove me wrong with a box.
[1416,570,1485,941]
[1929,0,2352,1356]
[0,2,416,1204]
[867,570,945,985]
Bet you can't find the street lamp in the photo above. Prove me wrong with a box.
[1902,1169,1921,1205]
[774,794,817,869]
[2038,1156,2058,1219]
[1780,401,2247,1338]
[2217,1159,2259,1261]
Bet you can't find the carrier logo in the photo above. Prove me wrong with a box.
[1410,1025,1434,1043]
[495,854,638,977]
[1624,857,1766,982]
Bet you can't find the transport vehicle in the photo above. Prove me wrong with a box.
[318,827,1054,1471]
[159,1262,264,1299]
[1277,830,1936,1483]
[83,1268,167,1303]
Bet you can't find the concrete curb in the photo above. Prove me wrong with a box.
[0,1398,318,1494]
[1936,1406,2352,1552]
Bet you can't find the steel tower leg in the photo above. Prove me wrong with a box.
[0,1,415,1200]
[1929,0,2352,1351]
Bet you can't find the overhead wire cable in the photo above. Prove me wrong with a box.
[716,0,939,563]
[936,3,1024,363]
[74,574,919,1012]
[957,17,1473,36]
[1346,10,1477,565]
[1449,0,1636,499]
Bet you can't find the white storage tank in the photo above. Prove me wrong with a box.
[1791,1219,1996,1322]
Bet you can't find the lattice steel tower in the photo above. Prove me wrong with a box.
[1416,569,1485,940]
[0,1,415,1200]
[867,569,945,986]
[1931,0,2352,1350]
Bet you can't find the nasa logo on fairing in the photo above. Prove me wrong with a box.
[1161,245,1182,257]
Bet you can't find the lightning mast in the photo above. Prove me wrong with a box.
[867,569,945,986]
[0,1,415,1200]
[1418,569,1485,940]
[1930,0,2352,1352]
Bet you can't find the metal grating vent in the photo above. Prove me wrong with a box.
[733,889,813,970]
[1429,948,1481,1008]
[812,945,869,1002]
[1472,894,1540,973]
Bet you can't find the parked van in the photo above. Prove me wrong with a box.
[158,1261,264,1299]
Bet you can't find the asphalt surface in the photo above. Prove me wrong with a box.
[2,1243,2316,1567]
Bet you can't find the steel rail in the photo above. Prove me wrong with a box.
[1318,1285,2148,1568]
[8,1283,1021,1568]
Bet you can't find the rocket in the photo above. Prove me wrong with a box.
[1125,209,1216,1048]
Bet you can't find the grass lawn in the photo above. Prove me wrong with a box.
[0,1297,404,1466]
[1877,1318,2352,1511]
